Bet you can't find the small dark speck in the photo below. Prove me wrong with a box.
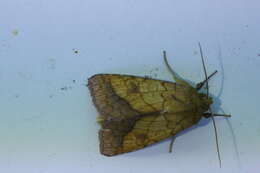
[15,94,20,98]
[73,80,76,83]
[12,29,19,36]
[49,95,53,98]
[72,49,79,54]
[193,50,198,55]
[60,87,68,91]
[257,54,260,57]
[245,25,248,28]
[61,86,73,91]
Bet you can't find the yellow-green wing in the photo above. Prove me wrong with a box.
[88,74,205,156]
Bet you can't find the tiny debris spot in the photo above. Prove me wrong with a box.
[47,58,56,70]
[60,86,73,91]
[60,86,68,91]
[257,54,260,57]
[12,29,19,36]
[73,49,79,54]
[73,80,76,83]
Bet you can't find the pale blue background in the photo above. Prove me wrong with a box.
[1,0,260,172]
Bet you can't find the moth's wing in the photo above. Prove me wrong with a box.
[88,74,203,156]
[122,110,201,153]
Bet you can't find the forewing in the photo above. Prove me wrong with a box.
[88,74,202,156]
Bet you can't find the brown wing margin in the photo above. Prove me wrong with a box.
[88,74,161,156]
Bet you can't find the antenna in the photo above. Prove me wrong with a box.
[198,42,222,168]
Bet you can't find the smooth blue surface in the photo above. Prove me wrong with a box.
[1,0,260,172]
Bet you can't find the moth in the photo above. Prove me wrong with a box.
[88,43,230,166]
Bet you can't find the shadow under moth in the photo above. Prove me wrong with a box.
[88,43,230,167]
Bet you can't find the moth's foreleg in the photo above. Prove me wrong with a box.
[196,70,218,90]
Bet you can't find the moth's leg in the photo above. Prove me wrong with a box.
[169,136,176,153]
[163,51,190,86]
[203,113,231,118]
[196,70,218,90]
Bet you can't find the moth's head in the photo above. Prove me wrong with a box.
[198,93,213,110]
